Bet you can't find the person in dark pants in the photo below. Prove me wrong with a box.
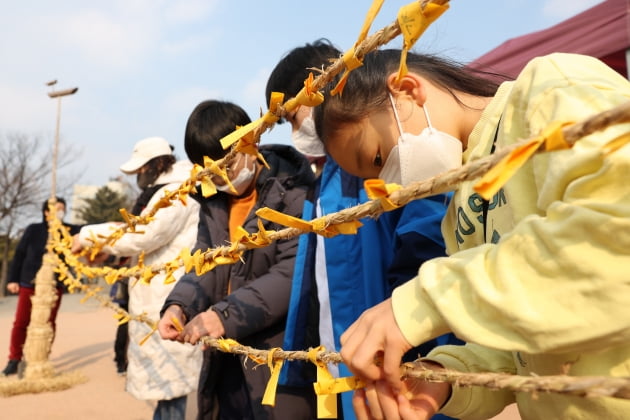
[110,272,129,376]
[2,197,80,376]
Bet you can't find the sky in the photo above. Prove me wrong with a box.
[0,0,603,189]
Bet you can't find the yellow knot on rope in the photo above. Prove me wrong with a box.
[474,121,574,200]
[256,207,362,238]
[262,348,285,407]
[364,179,403,211]
[396,1,449,83]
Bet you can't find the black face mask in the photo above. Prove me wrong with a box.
[136,164,161,189]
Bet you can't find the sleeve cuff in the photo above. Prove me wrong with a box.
[391,276,449,346]
[422,353,474,418]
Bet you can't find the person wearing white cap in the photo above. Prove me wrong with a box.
[73,137,202,420]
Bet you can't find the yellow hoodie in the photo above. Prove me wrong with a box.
[391,53,630,419]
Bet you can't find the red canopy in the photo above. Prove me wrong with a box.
[470,0,630,79]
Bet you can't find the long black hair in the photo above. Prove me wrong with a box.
[314,49,504,145]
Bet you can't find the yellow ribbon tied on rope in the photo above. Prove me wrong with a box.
[232,91,285,169]
[199,156,233,197]
[114,312,131,326]
[330,48,364,97]
[179,247,196,273]
[162,260,181,284]
[283,72,326,118]
[396,1,449,82]
[266,91,285,123]
[262,348,285,407]
[474,121,573,200]
[216,337,241,352]
[313,376,365,396]
[179,247,218,276]
[220,92,285,151]
[220,120,263,151]
[307,346,337,418]
[231,220,273,249]
[256,207,362,238]
[364,179,403,211]
[331,0,384,96]
[234,131,270,169]
[139,323,158,346]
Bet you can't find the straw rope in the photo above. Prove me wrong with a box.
[56,100,630,286]
[71,0,450,260]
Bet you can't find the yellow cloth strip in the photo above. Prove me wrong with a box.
[295,73,325,107]
[331,0,384,96]
[256,207,314,231]
[396,2,449,82]
[139,323,158,346]
[231,221,273,249]
[268,91,284,114]
[331,48,365,96]
[256,207,361,238]
[141,267,156,285]
[180,244,243,276]
[311,218,363,236]
[314,376,365,395]
[114,312,131,325]
[233,131,270,169]
[279,73,324,118]
[220,119,262,150]
[356,0,385,42]
[474,121,573,200]
[364,179,403,211]
[308,347,337,418]
[216,338,241,352]
[201,156,232,196]
[170,316,184,333]
[218,92,285,163]
[262,348,284,406]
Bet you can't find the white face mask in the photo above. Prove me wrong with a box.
[379,94,462,186]
[216,154,256,195]
[291,114,326,158]
[56,210,65,221]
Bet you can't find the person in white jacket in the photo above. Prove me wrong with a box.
[73,136,202,420]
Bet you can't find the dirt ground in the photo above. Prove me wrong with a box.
[0,291,520,420]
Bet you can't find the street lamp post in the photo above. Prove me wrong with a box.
[20,80,79,383]
[47,81,78,200]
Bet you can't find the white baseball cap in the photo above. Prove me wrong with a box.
[119,136,173,174]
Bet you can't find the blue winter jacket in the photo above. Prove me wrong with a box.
[281,159,462,419]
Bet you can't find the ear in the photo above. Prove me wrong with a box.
[386,72,427,106]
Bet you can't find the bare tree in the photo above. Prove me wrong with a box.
[0,132,81,296]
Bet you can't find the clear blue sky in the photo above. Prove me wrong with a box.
[0,0,601,187]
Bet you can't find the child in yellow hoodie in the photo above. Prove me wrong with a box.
[315,50,630,419]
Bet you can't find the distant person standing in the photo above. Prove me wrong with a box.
[73,137,202,420]
[2,197,80,377]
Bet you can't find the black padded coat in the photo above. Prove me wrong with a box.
[163,144,316,419]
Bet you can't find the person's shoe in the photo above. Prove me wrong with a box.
[1,359,20,376]
[116,362,127,376]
